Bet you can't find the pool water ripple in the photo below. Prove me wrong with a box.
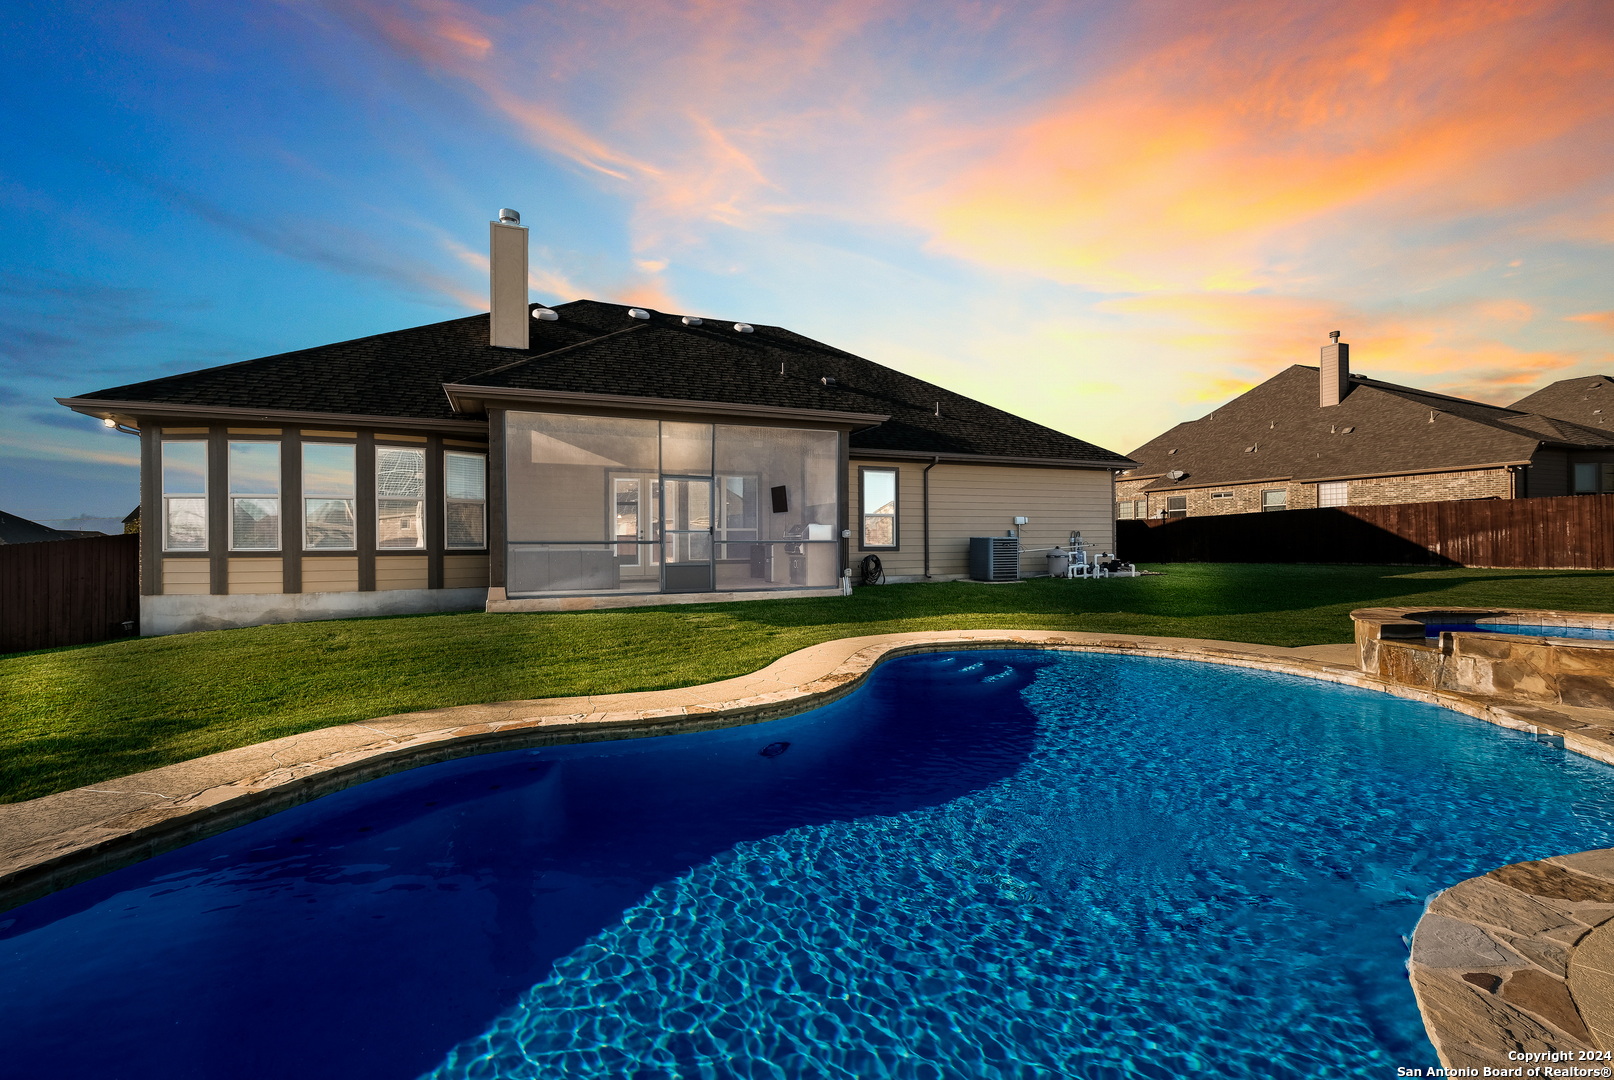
[3,651,1613,1079]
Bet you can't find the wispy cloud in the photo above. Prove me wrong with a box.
[907,0,1614,293]
[0,272,169,379]
[0,427,141,467]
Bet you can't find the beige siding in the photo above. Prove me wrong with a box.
[849,460,928,577]
[443,554,490,589]
[227,557,283,595]
[162,558,212,595]
[375,555,429,591]
[302,557,359,592]
[848,460,1115,579]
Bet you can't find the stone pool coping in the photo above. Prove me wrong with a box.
[2,626,1612,1068]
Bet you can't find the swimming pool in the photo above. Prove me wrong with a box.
[3,650,1612,1079]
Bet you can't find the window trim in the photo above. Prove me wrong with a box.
[858,466,899,550]
[161,439,209,552]
[375,444,427,551]
[302,441,358,551]
[226,440,282,552]
[444,450,488,551]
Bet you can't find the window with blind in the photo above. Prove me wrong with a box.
[444,451,487,549]
[376,447,426,549]
[228,441,281,550]
[162,440,208,551]
[860,467,898,548]
[1262,489,1288,512]
[303,443,356,550]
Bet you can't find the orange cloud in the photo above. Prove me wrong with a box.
[1569,312,1614,331]
[907,0,1614,292]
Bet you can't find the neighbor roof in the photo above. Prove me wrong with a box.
[0,510,71,545]
[1123,365,1614,492]
[1508,375,1614,431]
[65,299,1131,467]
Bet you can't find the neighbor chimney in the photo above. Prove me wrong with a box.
[489,208,529,349]
[1320,330,1349,407]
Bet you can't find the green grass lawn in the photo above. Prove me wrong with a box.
[4,562,1613,804]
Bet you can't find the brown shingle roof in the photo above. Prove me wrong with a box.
[1123,365,1614,492]
[66,299,1132,467]
[1508,375,1614,432]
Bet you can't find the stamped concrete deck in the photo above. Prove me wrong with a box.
[2,627,1611,1067]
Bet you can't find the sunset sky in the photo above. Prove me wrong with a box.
[3,0,1612,521]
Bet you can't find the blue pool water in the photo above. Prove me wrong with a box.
[1422,621,1614,642]
[3,651,1614,1079]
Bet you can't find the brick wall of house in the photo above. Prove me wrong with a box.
[1116,467,1513,518]
[1342,468,1511,505]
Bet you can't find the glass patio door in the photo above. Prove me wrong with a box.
[661,477,713,592]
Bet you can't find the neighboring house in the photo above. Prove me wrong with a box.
[0,511,73,544]
[1506,375,1614,496]
[1116,336,1614,520]
[60,210,1132,636]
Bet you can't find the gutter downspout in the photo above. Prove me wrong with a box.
[922,456,940,579]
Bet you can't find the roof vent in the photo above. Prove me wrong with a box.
[1167,469,1187,481]
[821,376,837,387]
[628,308,650,320]
[498,208,521,224]
[734,322,754,333]
[1167,448,1178,455]
[1341,426,1355,433]
[682,316,703,326]
[1245,445,1257,453]
[532,308,558,321]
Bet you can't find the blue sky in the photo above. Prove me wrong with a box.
[3,0,1612,521]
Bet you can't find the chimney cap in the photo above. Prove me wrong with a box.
[498,208,521,225]
[1328,330,1341,343]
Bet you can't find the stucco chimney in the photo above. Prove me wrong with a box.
[1320,331,1349,407]
[489,208,528,349]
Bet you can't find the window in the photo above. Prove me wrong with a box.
[860,467,898,548]
[1317,481,1348,507]
[377,446,426,549]
[1262,488,1288,512]
[1210,491,1233,500]
[303,443,356,550]
[162,441,208,551]
[228,441,281,550]
[445,451,487,549]
[1165,495,1187,519]
[1574,463,1614,495]
[1116,500,1135,520]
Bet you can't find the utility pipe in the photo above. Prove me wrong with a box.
[922,456,940,579]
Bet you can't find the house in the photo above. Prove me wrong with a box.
[1508,376,1614,496]
[59,210,1133,636]
[0,511,74,545]
[1115,335,1614,520]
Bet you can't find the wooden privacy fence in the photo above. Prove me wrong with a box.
[1116,493,1614,569]
[1,533,139,653]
